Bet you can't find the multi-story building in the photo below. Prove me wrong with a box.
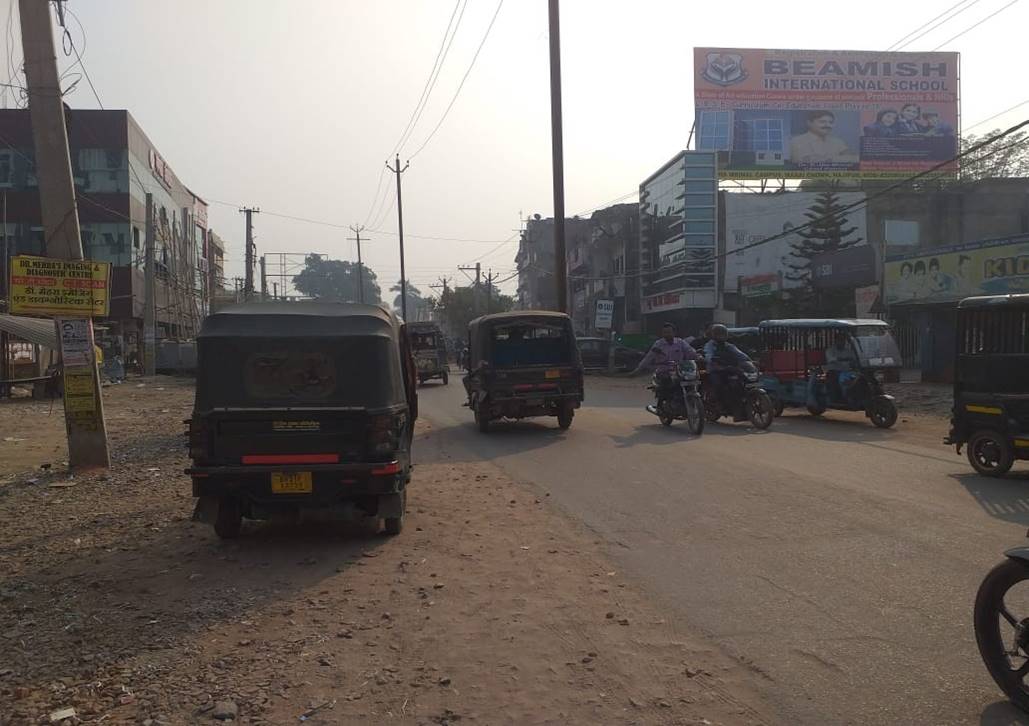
[0,109,210,355]
[568,204,638,335]
[207,229,227,299]
[638,151,720,335]
[514,214,589,311]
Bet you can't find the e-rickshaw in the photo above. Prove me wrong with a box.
[186,302,418,538]
[945,294,1029,477]
[463,311,584,432]
[758,319,901,428]
[407,321,449,385]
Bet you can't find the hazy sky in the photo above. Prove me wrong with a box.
[4,0,1027,298]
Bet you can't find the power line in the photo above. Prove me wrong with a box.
[408,0,504,160]
[964,98,1029,132]
[886,0,973,50]
[394,0,467,155]
[891,0,985,51]
[931,0,1022,49]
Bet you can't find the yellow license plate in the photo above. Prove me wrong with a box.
[545,369,561,379]
[271,471,312,494]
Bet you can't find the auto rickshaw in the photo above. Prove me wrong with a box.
[407,321,449,385]
[758,319,901,428]
[463,311,584,432]
[186,302,418,538]
[945,294,1029,476]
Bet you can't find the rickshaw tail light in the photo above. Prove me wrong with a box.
[371,461,401,476]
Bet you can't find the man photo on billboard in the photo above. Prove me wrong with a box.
[789,110,858,169]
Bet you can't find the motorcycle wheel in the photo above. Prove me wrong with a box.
[685,395,705,435]
[703,392,720,422]
[748,391,775,430]
[975,558,1029,713]
[869,397,898,429]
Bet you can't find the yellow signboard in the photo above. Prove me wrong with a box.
[8,255,111,317]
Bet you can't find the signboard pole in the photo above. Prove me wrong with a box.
[19,0,109,470]
[144,193,156,376]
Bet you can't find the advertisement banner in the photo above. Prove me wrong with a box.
[740,273,780,297]
[694,48,960,179]
[724,191,868,291]
[9,255,111,317]
[885,235,1029,305]
[855,285,880,317]
[811,245,877,289]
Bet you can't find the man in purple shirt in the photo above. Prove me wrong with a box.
[632,323,698,376]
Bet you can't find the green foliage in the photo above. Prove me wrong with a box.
[292,254,381,303]
[785,190,863,290]
[430,285,514,336]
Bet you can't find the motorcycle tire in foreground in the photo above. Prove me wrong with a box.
[975,555,1029,712]
[685,394,704,436]
[747,391,775,430]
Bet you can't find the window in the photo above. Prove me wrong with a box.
[697,112,730,151]
[0,151,11,186]
[738,118,785,152]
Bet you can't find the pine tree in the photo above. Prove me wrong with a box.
[784,190,863,291]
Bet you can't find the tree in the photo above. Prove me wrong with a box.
[292,254,381,303]
[390,281,431,321]
[430,285,514,336]
[784,190,863,291]
[959,129,1029,181]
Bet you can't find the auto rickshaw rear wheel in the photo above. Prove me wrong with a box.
[968,430,1015,477]
[214,497,242,540]
[807,404,825,416]
[557,403,574,430]
[383,490,406,536]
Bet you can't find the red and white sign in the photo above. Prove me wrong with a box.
[148,149,172,190]
[855,284,879,317]
[643,290,686,313]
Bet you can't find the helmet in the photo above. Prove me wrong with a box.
[710,324,729,343]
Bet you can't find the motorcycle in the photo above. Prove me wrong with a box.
[974,544,1029,712]
[645,360,704,435]
[702,360,775,430]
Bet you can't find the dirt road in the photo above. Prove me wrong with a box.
[0,378,773,725]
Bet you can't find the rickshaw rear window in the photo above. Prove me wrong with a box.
[491,323,571,367]
[411,333,437,350]
[199,337,402,407]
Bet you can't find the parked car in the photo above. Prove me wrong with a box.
[576,336,646,371]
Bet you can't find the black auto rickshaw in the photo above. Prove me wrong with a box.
[186,302,418,538]
[945,294,1029,477]
[463,311,584,432]
[407,321,449,385]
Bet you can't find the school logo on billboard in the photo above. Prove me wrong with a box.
[700,52,747,87]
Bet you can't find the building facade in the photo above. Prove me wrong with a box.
[638,151,719,336]
[0,109,211,356]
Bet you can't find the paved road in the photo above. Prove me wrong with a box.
[415,375,1029,725]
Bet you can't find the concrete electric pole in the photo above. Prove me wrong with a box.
[240,206,259,298]
[347,224,368,303]
[259,255,267,299]
[548,0,568,313]
[19,0,110,469]
[386,155,410,320]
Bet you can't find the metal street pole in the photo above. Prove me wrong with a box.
[348,224,368,303]
[548,0,567,313]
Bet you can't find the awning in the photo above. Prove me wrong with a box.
[0,314,57,349]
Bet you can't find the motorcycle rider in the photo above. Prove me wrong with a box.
[703,324,751,412]
[631,323,698,401]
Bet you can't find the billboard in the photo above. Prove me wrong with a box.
[694,48,960,179]
[885,235,1029,305]
[9,255,112,317]
[723,191,868,292]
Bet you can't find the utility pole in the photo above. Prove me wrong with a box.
[347,224,368,303]
[458,263,483,314]
[272,281,279,300]
[548,0,568,313]
[485,268,496,314]
[386,155,410,319]
[259,255,267,300]
[240,207,259,298]
[143,193,156,376]
[19,0,109,469]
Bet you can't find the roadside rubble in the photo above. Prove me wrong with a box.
[0,377,773,725]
